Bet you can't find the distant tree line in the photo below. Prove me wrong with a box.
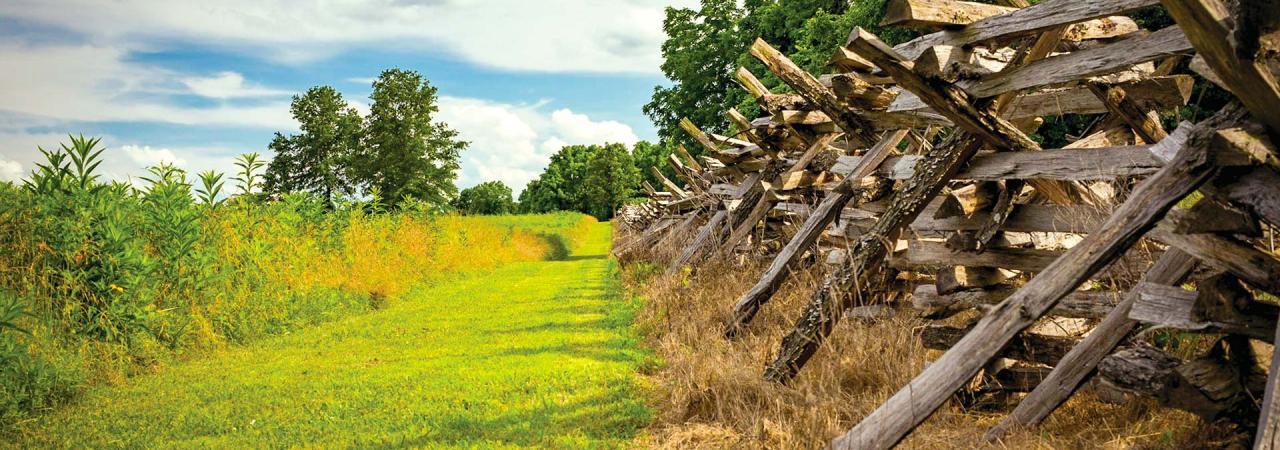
[263,68,675,219]
[256,2,923,219]
[452,181,516,215]
[518,143,645,220]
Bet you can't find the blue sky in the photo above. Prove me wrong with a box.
[0,1,697,192]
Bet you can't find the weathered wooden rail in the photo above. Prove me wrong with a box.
[614,0,1280,447]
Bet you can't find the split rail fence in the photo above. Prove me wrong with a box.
[613,0,1280,447]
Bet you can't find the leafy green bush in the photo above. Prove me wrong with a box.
[0,291,81,425]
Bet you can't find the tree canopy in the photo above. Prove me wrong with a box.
[630,140,678,194]
[453,181,516,215]
[520,142,643,220]
[263,86,362,203]
[263,69,468,209]
[359,69,468,208]
[584,143,641,219]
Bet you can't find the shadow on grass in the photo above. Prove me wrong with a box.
[560,254,605,261]
[490,340,644,364]
[363,241,648,449]
[537,232,571,260]
[534,231,606,261]
[367,379,650,448]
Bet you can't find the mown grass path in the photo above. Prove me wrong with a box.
[12,222,651,448]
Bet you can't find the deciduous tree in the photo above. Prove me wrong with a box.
[519,144,597,214]
[584,143,640,219]
[358,69,468,208]
[263,86,362,203]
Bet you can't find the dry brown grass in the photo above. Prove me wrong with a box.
[619,229,1240,449]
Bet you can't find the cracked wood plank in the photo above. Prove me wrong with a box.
[985,249,1198,441]
[750,38,879,144]
[830,107,1237,450]
[724,130,907,338]
[966,26,1194,98]
[887,0,1160,61]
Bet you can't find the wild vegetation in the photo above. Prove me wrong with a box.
[0,134,598,431]
[7,221,649,448]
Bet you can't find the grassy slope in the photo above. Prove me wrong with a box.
[9,221,650,449]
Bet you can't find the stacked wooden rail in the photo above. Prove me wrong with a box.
[614,0,1280,447]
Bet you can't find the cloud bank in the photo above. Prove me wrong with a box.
[0,0,669,195]
[0,0,698,73]
[438,97,640,194]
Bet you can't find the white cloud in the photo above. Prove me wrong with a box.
[549,109,639,146]
[0,42,295,129]
[433,97,640,194]
[540,137,569,154]
[0,159,21,182]
[121,144,188,168]
[0,0,700,73]
[181,72,291,99]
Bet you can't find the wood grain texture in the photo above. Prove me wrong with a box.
[680,118,724,154]
[666,209,727,277]
[764,131,985,382]
[849,26,1086,205]
[1161,0,1280,137]
[1087,82,1169,144]
[985,249,1197,440]
[911,204,1109,233]
[650,166,688,198]
[873,145,1162,181]
[912,284,1119,319]
[887,0,1160,61]
[831,110,1235,450]
[921,325,1078,366]
[967,26,1193,98]
[1204,166,1280,227]
[891,240,1063,272]
[724,130,908,337]
[750,38,878,144]
[1128,282,1277,342]
[881,0,1016,28]
[1000,76,1194,120]
[1257,318,1280,449]
[1151,211,1280,296]
[848,27,1040,153]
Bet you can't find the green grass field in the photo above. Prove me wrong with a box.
[7,221,651,448]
